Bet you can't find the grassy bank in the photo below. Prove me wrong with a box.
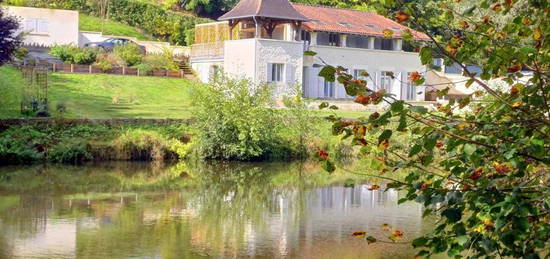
[0,66,195,119]
[0,117,358,165]
[79,14,153,40]
[0,122,192,164]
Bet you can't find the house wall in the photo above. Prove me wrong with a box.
[223,39,257,81]
[256,39,304,97]
[191,59,224,83]
[222,38,304,97]
[6,6,79,47]
[304,45,426,101]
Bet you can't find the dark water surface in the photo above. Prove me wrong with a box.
[0,162,432,258]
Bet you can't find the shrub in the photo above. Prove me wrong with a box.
[190,74,280,160]
[50,44,78,63]
[14,47,29,60]
[114,129,176,161]
[0,135,41,163]
[48,141,91,163]
[94,52,124,72]
[49,45,97,64]
[72,47,97,64]
[134,48,178,72]
[113,43,143,66]
[168,138,193,159]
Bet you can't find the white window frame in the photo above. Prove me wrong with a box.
[380,71,393,93]
[24,18,49,34]
[268,63,284,83]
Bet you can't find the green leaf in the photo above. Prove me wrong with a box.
[423,135,438,151]
[396,114,407,131]
[513,217,529,231]
[410,105,428,114]
[378,129,393,142]
[412,237,429,247]
[414,77,425,86]
[319,102,329,109]
[304,50,317,56]
[386,182,405,189]
[329,105,339,110]
[456,235,469,246]
[442,208,462,222]
[321,160,336,173]
[463,144,476,155]
[366,236,377,244]
[391,100,405,112]
[409,144,422,157]
[419,47,433,65]
[463,6,476,15]
[319,66,336,82]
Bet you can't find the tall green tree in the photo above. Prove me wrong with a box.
[315,0,550,257]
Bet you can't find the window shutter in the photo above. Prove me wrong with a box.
[285,64,293,83]
[37,19,49,33]
[392,72,401,97]
[266,63,273,82]
[25,19,35,32]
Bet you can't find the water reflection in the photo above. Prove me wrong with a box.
[0,162,430,258]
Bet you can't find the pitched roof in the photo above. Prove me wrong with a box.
[292,4,429,40]
[219,0,309,21]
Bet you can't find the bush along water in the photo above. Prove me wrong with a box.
[0,122,192,165]
[188,73,355,161]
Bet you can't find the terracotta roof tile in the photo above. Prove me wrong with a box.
[292,3,429,40]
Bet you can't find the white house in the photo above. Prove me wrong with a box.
[190,0,430,101]
[5,6,80,47]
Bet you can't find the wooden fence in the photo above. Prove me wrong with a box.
[20,63,192,78]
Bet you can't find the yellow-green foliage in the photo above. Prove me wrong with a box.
[114,129,174,161]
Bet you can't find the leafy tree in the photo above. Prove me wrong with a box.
[0,7,23,66]
[315,0,550,257]
[189,73,281,160]
[179,0,239,18]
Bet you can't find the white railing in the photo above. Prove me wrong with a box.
[190,42,224,59]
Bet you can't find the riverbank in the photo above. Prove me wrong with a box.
[0,118,353,164]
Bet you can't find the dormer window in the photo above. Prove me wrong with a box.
[391,27,402,32]
[337,22,352,28]
[365,24,377,29]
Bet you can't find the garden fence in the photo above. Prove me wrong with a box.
[18,63,192,79]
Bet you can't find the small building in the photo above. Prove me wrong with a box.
[5,6,79,47]
[190,0,430,101]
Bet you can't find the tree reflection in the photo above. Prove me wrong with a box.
[0,161,427,258]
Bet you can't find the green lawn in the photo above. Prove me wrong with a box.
[0,65,24,118]
[79,14,153,41]
[0,65,367,119]
[0,66,195,119]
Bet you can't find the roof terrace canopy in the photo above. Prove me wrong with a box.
[219,0,309,21]
[218,0,308,39]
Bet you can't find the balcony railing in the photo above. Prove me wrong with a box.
[191,42,224,59]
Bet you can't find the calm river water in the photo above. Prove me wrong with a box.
[0,161,432,258]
